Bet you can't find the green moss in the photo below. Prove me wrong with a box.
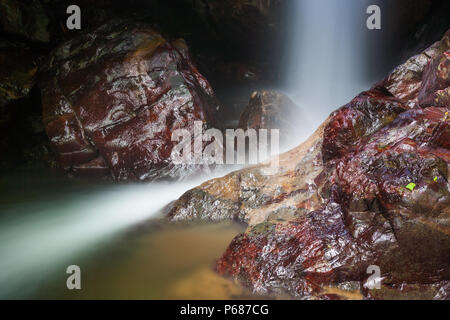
[248,221,275,237]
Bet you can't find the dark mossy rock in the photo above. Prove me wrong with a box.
[0,88,56,170]
[0,41,39,108]
[0,0,49,43]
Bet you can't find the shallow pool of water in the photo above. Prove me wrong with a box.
[0,168,248,299]
[36,222,247,300]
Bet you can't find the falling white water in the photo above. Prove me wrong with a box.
[282,0,372,142]
[0,1,387,299]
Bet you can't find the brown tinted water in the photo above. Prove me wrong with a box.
[0,170,365,300]
[35,222,250,299]
[0,169,251,299]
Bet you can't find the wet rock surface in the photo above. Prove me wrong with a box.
[168,31,450,299]
[381,30,449,107]
[39,20,220,181]
[238,90,300,145]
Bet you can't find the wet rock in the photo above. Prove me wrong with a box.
[322,86,406,162]
[169,118,328,225]
[382,30,449,107]
[215,196,396,299]
[214,99,450,299]
[417,49,449,107]
[39,20,220,181]
[169,174,241,222]
[168,32,450,299]
[238,90,300,145]
[366,281,450,300]
[330,105,450,282]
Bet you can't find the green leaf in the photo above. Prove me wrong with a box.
[405,183,416,191]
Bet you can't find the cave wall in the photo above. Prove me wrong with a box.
[0,0,447,172]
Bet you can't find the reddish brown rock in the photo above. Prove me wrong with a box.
[418,50,449,107]
[211,96,449,299]
[169,32,450,299]
[39,21,220,181]
[382,30,449,107]
[322,86,406,162]
[238,90,299,145]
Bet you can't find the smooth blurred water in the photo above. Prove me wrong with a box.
[0,168,238,299]
[281,0,372,143]
[0,0,399,299]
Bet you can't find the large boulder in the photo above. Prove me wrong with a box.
[39,20,220,181]
[381,30,449,107]
[238,90,300,146]
[168,31,450,299]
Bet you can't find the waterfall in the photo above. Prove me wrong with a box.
[0,0,400,299]
[282,0,373,141]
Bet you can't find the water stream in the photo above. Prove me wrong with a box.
[0,169,243,299]
[0,1,390,299]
